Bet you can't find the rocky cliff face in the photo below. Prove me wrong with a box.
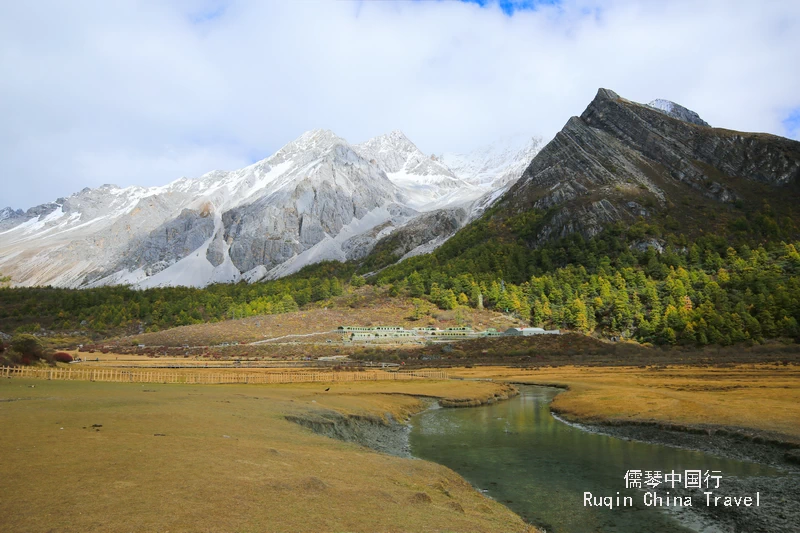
[222,138,403,275]
[504,88,800,243]
[361,207,469,271]
[116,208,217,275]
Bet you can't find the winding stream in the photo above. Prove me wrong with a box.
[409,385,779,533]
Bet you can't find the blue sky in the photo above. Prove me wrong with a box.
[1,0,799,209]
[784,109,800,141]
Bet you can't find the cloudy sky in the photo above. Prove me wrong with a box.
[2,0,799,210]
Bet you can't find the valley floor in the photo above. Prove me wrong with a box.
[2,363,798,532]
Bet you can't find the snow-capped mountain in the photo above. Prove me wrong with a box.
[0,129,541,288]
[353,130,481,210]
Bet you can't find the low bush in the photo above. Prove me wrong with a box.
[52,352,73,363]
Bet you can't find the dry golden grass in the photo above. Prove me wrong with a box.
[449,364,800,443]
[0,377,532,533]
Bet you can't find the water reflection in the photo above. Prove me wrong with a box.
[410,386,778,533]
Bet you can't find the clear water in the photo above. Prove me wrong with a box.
[409,385,778,533]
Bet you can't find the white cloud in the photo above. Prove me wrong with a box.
[2,0,799,209]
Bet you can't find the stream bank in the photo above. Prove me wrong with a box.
[285,410,415,457]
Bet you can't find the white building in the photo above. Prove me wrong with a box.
[504,327,560,336]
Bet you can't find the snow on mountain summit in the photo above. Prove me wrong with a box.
[646,99,710,127]
[354,130,455,176]
[354,131,481,210]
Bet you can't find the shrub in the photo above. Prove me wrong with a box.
[11,334,45,359]
[52,352,73,363]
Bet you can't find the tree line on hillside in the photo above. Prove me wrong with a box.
[0,262,352,335]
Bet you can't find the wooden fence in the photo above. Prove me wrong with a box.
[0,366,448,385]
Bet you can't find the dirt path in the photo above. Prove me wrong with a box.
[248,330,336,344]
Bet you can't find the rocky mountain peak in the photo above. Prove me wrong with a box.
[505,88,800,245]
[382,129,415,146]
[0,207,23,221]
[284,129,348,155]
[594,87,621,101]
[354,130,422,173]
[646,98,710,127]
[366,129,416,148]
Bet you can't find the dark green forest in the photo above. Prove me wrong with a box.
[1,201,799,347]
[0,261,353,335]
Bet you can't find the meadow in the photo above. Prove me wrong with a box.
[3,355,798,533]
[0,377,533,533]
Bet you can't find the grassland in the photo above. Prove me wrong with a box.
[0,377,534,533]
[449,364,800,444]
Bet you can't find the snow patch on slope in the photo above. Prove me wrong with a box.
[647,99,675,114]
[646,99,710,127]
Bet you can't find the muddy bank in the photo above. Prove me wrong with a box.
[550,400,800,532]
[286,410,415,457]
[439,383,519,408]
